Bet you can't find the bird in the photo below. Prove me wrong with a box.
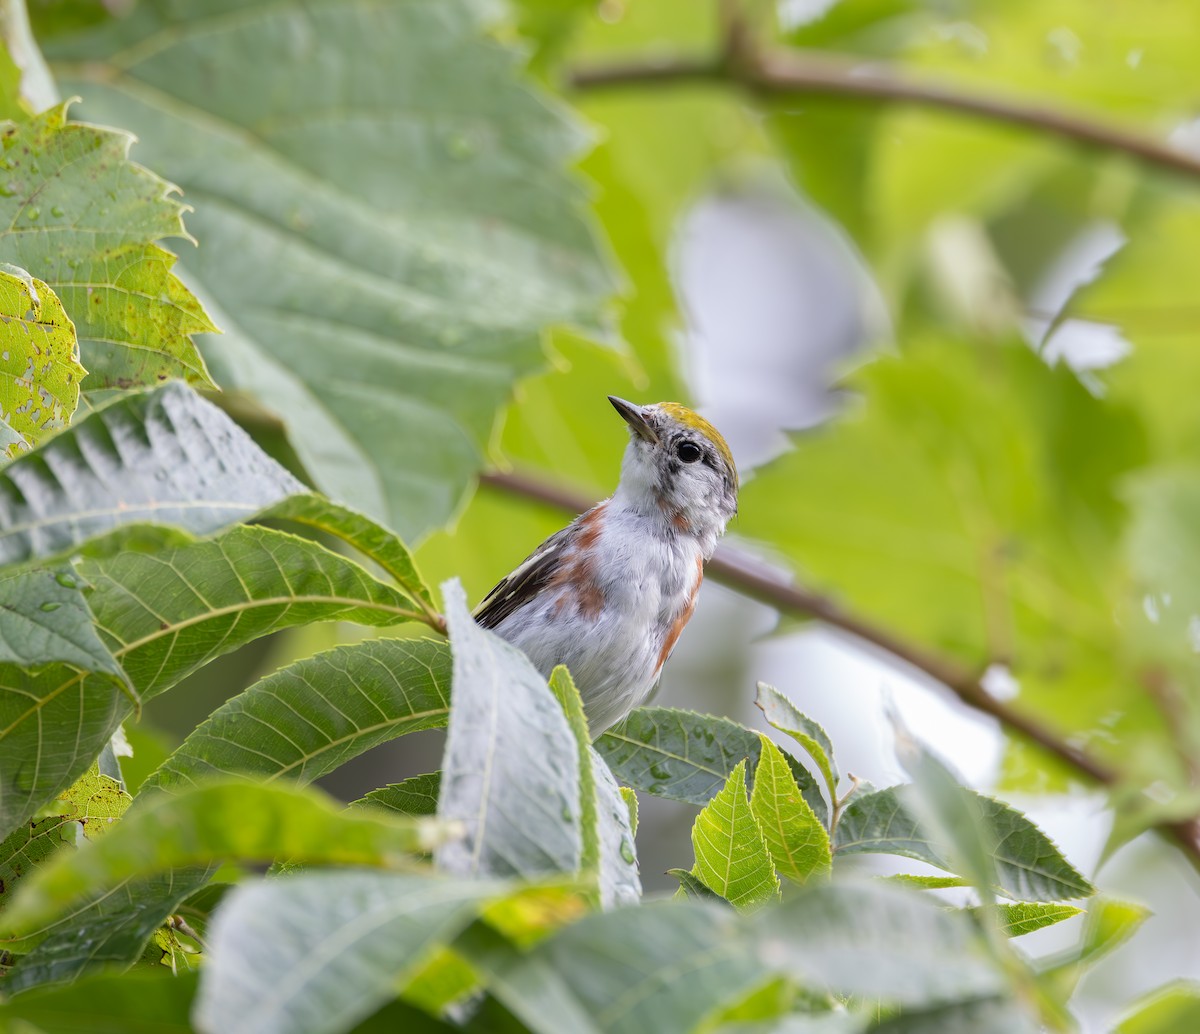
[476,396,738,737]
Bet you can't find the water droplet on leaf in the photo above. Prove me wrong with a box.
[40,601,61,612]
[55,573,76,588]
[619,839,635,864]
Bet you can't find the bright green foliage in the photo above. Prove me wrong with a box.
[1118,981,1200,1033]
[0,970,199,1033]
[145,638,452,792]
[194,873,503,1034]
[740,337,1148,754]
[2,780,454,935]
[984,901,1083,938]
[755,683,840,808]
[750,736,831,885]
[44,0,613,541]
[0,104,215,390]
[690,760,779,910]
[0,264,81,452]
[356,773,443,818]
[437,579,581,880]
[0,382,303,566]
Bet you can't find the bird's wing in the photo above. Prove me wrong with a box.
[474,523,575,630]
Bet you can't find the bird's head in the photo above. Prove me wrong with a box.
[608,395,738,550]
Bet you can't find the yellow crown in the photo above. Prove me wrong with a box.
[657,402,737,487]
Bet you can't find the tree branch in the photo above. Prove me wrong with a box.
[480,468,1200,872]
[569,45,1200,182]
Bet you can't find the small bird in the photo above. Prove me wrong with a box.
[477,396,738,736]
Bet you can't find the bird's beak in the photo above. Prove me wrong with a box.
[608,395,659,444]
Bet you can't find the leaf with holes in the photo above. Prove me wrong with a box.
[0,104,215,390]
[146,638,451,792]
[0,264,83,453]
[0,381,303,566]
[47,0,614,539]
[436,579,581,879]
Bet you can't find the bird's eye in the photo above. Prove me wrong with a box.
[676,441,703,464]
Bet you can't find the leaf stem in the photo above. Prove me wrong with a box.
[479,468,1200,875]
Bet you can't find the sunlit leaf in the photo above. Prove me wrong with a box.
[749,736,831,885]
[0,264,82,452]
[691,760,779,910]
[755,683,839,808]
[0,104,215,390]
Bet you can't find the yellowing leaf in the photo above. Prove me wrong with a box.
[0,264,82,454]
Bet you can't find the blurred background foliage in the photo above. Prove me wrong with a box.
[6,0,1200,1027]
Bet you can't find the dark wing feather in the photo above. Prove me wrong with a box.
[474,525,573,630]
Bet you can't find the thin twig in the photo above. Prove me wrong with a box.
[569,46,1200,183]
[480,468,1200,872]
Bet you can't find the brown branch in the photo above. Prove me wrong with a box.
[569,46,1200,183]
[480,468,1200,872]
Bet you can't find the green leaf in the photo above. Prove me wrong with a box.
[1117,981,1200,1033]
[596,707,763,804]
[85,524,428,702]
[667,867,724,903]
[0,964,198,1031]
[3,780,455,935]
[691,760,778,911]
[436,579,581,879]
[5,868,209,993]
[479,901,765,1034]
[754,683,839,808]
[0,565,123,680]
[834,785,1094,901]
[0,264,83,451]
[753,879,1005,1006]
[749,736,831,885]
[979,901,1082,938]
[738,337,1148,750]
[355,772,442,818]
[0,522,430,840]
[194,872,501,1034]
[0,381,303,566]
[48,0,614,540]
[881,874,969,891]
[148,638,451,792]
[0,103,216,390]
[1040,898,1151,998]
[870,996,1039,1034]
[259,493,436,610]
[548,664,640,909]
